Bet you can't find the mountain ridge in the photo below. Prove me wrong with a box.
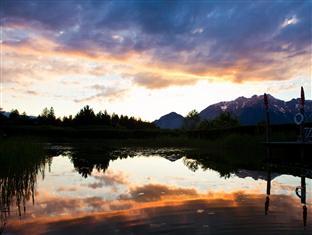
[154,95,312,129]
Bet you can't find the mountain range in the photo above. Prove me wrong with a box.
[154,94,312,129]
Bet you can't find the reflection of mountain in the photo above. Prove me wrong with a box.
[181,150,312,179]
[163,155,182,162]
[235,170,280,181]
[66,145,312,180]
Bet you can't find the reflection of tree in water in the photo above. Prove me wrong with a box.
[69,147,185,178]
[0,150,51,233]
[183,156,236,178]
[70,153,111,178]
[0,212,5,235]
[182,150,312,179]
[69,148,132,178]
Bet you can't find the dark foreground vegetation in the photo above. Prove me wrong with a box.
[0,106,245,131]
[1,105,310,141]
[1,106,311,174]
[0,106,155,129]
[0,138,50,233]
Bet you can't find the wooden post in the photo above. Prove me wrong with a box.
[264,93,271,142]
[266,169,271,196]
[265,168,271,215]
[300,87,305,142]
[264,93,271,162]
[299,87,305,161]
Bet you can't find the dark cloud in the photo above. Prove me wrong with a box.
[3,0,311,82]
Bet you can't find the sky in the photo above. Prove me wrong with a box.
[1,0,311,121]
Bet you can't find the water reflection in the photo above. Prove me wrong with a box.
[1,145,311,234]
[0,149,51,234]
[265,168,271,215]
[264,166,309,227]
[295,175,308,226]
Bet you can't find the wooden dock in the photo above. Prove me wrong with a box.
[263,87,312,150]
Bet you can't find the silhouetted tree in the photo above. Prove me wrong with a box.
[2,106,156,129]
[9,109,20,120]
[62,115,73,126]
[111,113,119,127]
[74,105,96,125]
[211,112,239,128]
[96,110,111,126]
[38,107,56,125]
[0,110,7,123]
[198,112,240,130]
[183,110,200,130]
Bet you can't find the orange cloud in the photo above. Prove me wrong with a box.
[5,191,305,235]
[6,37,309,92]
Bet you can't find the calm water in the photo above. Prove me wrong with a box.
[1,146,311,235]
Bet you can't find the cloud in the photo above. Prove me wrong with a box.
[73,85,128,103]
[25,90,39,95]
[131,73,197,89]
[2,0,311,86]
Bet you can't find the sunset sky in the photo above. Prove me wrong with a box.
[1,0,311,121]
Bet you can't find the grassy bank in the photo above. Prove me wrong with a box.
[0,137,44,160]
[1,123,310,173]
[0,137,50,219]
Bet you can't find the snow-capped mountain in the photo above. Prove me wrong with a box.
[154,95,312,128]
[199,95,312,125]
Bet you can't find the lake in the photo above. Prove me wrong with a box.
[1,144,311,235]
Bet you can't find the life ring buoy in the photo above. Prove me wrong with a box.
[294,113,304,125]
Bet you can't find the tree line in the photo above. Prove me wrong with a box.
[0,106,240,130]
[0,106,156,129]
[183,109,240,130]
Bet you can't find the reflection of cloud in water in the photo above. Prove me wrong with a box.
[6,190,310,235]
[126,184,198,202]
[56,186,77,192]
[3,150,312,234]
[86,170,129,189]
